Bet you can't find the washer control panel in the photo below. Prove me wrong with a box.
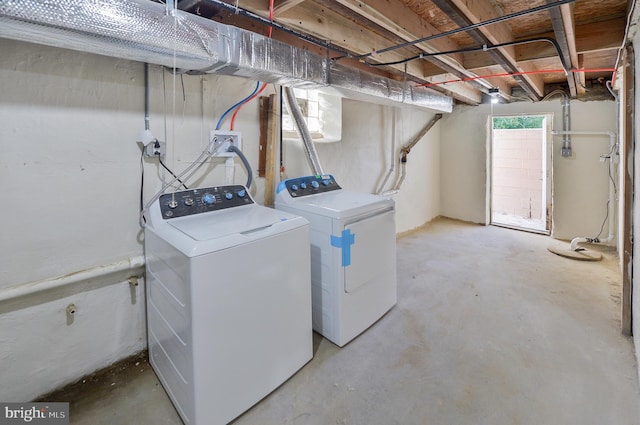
[281,175,341,198]
[159,185,252,219]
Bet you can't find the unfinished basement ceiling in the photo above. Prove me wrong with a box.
[178,0,630,105]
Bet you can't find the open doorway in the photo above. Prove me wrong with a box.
[490,114,552,234]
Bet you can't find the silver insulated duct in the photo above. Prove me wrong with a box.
[0,0,453,113]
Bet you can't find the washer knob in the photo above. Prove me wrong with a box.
[225,192,233,200]
[300,182,307,189]
[311,180,320,189]
[237,189,246,198]
[291,184,299,191]
[201,193,215,205]
[322,179,331,186]
[168,200,178,209]
[184,198,194,206]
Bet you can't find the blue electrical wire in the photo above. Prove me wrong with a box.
[215,81,261,130]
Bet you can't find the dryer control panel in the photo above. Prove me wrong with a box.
[159,185,253,219]
[279,175,341,198]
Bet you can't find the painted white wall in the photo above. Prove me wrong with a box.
[0,39,269,401]
[0,38,442,400]
[283,101,441,234]
[440,99,618,243]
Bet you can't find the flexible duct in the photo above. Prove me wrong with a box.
[0,0,452,113]
[283,87,324,175]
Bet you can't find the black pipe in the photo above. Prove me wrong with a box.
[337,0,576,61]
[368,37,570,75]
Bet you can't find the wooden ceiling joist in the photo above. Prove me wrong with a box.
[431,0,545,101]
[184,0,627,104]
[546,0,579,97]
[273,0,306,14]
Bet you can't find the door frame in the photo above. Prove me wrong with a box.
[487,114,553,234]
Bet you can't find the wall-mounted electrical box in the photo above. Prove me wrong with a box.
[144,140,166,158]
[210,130,242,157]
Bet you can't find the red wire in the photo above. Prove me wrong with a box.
[268,0,274,38]
[227,0,273,131]
[419,68,617,88]
[230,83,269,130]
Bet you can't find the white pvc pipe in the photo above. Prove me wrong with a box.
[376,108,397,195]
[225,157,235,184]
[382,162,406,196]
[554,131,617,249]
[0,256,145,303]
[552,131,615,138]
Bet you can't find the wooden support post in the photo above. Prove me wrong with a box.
[622,45,634,336]
[263,94,278,207]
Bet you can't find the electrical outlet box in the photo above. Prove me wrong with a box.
[210,130,241,157]
[144,140,166,158]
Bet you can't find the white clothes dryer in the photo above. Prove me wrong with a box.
[144,184,312,425]
[275,175,396,347]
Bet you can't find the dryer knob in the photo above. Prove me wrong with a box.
[237,189,246,198]
[311,181,319,189]
[291,184,299,191]
[300,182,307,189]
[201,193,216,205]
[322,179,330,186]
[225,192,233,200]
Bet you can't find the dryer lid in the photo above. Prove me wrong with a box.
[278,189,394,219]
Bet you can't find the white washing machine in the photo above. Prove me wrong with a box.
[275,175,397,347]
[144,184,312,425]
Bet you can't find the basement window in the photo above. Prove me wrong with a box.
[282,88,342,143]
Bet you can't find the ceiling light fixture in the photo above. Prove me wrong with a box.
[489,88,500,104]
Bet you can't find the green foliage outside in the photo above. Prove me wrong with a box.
[493,116,544,129]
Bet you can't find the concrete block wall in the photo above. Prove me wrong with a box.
[440,100,617,243]
[492,129,544,220]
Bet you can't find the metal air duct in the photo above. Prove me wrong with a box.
[0,0,452,112]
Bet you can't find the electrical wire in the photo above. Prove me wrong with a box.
[230,83,269,130]
[367,37,570,74]
[139,140,224,227]
[594,200,610,241]
[196,0,351,58]
[418,68,616,88]
[333,0,576,61]
[139,149,146,225]
[593,143,619,240]
[215,81,261,130]
[611,0,637,87]
[159,157,188,189]
[267,0,274,38]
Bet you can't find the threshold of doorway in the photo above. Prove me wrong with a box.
[491,221,550,236]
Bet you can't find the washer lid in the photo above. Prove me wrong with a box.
[168,203,291,241]
[277,189,394,219]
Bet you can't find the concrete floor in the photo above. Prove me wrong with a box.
[44,218,640,424]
